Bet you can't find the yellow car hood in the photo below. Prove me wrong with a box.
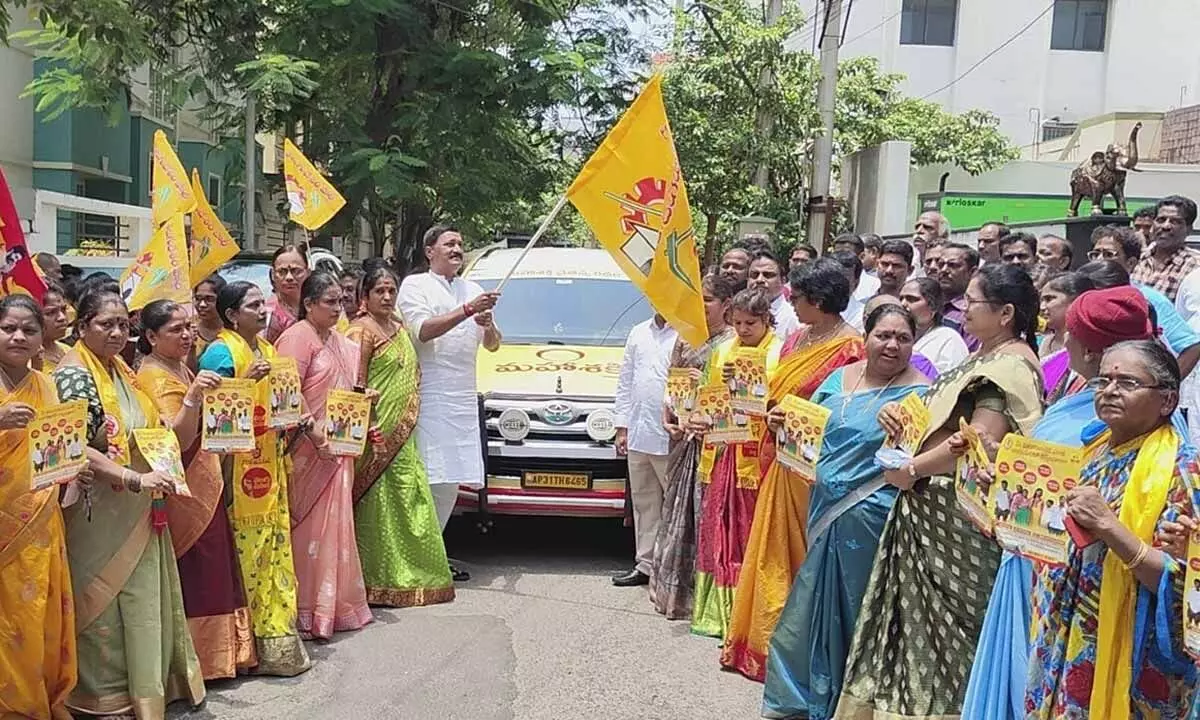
[477,344,624,398]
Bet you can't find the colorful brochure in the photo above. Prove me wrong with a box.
[955,418,994,533]
[201,379,257,453]
[1184,527,1200,659]
[729,347,769,416]
[666,368,699,421]
[132,428,191,497]
[28,400,88,491]
[774,394,831,478]
[890,391,931,456]
[697,385,750,444]
[991,434,1084,566]
[325,388,371,457]
[267,357,303,429]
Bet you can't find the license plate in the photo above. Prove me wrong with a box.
[522,471,592,491]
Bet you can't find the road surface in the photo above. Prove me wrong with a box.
[173,516,763,720]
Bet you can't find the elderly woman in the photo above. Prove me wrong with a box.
[722,258,865,680]
[835,263,1044,719]
[962,286,1166,719]
[900,277,970,374]
[689,288,785,640]
[761,304,930,718]
[650,272,738,620]
[0,295,79,719]
[1026,339,1198,718]
[263,244,310,344]
[1038,271,1096,401]
[53,287,204,718]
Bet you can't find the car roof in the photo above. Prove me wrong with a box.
[466,247,627,282]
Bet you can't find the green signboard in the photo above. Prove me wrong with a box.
[920,193,1158,230]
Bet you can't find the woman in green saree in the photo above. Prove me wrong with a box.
[348,266,455,607]
[53,286,205,719]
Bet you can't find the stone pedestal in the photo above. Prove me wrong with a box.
[1063,214,1130,269]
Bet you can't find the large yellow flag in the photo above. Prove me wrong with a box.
[120,215,191,310]
[283,138,346,230]
[189,169,239,286]
[151,130,195,227]
[566,74,706,347]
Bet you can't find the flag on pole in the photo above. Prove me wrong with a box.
[189,169,239,286]
[120,215,191,310]
[283,138,346,231]
[566,74,706,347]
[151,130,196,227]
[0,168,47,301]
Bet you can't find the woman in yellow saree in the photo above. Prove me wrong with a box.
[0,295,78,720]
[136,299,257,680]
[37,282,72,372]
[197,281,311,676]
[690,288,785,640]
[722,257,866,681]
[53,287,204,719]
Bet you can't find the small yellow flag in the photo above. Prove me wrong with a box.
[151,130,196,227]
[189,169,239,286]
[120,214,192,310]
[283,138,346,231]
[566,74,706,347]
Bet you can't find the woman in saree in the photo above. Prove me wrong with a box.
[0,295,78,719]
[722,257,865,680]
[191,274,226,361]
[1038,272,1094,402]
[37,282,73,371]
[276,271,373,639]
[346,265,454,608]
[649,272,738,620]
[690,288,785,640]
[198,280,311,676]
[900,277,970,375]
[263,244,310,344]
[835,263,1045,720]
[1026,339,1198,719]
[135,299,256,680]
[761,303,930,718]
[53,287,204,719]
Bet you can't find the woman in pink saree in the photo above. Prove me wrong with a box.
[264,244,310,344]
[275,271,374,639]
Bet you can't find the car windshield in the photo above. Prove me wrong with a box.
[219,262,273,297]
[475,277,651,347]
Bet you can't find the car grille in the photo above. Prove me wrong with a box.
[483,396,613,442]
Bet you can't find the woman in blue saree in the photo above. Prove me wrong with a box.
[761,304,930,719]
[962,285,1168,719]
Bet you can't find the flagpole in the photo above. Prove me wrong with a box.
[494,194,570,292]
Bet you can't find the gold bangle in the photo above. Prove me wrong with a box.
[1124,541,1150,570]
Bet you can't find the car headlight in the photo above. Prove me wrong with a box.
[586,408,617,442]
[497,408,531,442]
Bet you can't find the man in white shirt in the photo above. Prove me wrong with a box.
[830,250,875,332]
[398,225,502,582]
[747,251,800,340]
[612,314,678,587]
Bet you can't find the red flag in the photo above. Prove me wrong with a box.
[0,168,46,301]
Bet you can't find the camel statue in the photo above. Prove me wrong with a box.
[1067,122,1142,217]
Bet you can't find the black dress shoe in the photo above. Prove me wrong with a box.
[612,569,650,587]
[450,564,471,582]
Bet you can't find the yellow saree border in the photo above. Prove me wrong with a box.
[921,350,1044,443]
[73,513,153,630]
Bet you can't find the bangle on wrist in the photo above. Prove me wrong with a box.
[183,396,198,409]
[1124,541,1150,570]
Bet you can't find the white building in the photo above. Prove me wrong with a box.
[797,0,1200,146]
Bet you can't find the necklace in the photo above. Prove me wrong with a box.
[804,320,848,347]
[840,366,899,416]
[980,336,1020,356]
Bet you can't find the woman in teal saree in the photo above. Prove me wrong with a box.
[348,266,455,607]
[762,304,929,719]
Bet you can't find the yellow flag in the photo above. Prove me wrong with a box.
[283,138,346,230]
[120,215,191,310]
[151,130,195,227]
[565,74,706,347]
[189,169,239,286]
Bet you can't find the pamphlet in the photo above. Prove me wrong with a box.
[774,394,831,478]
[666,368,699,421]
[27,400,88,491]
[955,418,994,533]
[202,378,257,453]
[132,428,191,497]
[991,434,1083,565]
[267,357,303,429]
[729,347,769,416]
[1184,527,1200,659]
[890,391,931,456]
[697,385,750,444]
[325,388,372,457]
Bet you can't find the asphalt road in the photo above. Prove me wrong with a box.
[172,515,763,720]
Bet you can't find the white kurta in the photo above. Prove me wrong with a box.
[398,271,487,488]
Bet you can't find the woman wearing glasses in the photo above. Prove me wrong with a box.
[835,264,1044,719]
[264,244,310,344]
[1025,339,1197,718]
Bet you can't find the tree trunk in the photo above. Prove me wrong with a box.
[703,211,720,270]
[391,200,434,277]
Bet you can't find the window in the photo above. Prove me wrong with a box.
[900,0,958,47]
[1051,0,1107,51]
[207,174,222,209]
[472,278,650,347]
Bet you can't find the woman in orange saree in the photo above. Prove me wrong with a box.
[276,271,373,639]
[136,299,257,680]
[722,258,866,681]
[690,289,785,640]
[0,295,78,720]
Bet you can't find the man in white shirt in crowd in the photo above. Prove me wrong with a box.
[830,250,870,332]
[748,251,801,340]
[912,211,950,278]
[612,313,678,586]
[831,233,882,301]
[398,225,502,582]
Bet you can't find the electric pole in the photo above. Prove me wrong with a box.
[244,94,256,250]
[752,0,784,190]
[805,0,842,250]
